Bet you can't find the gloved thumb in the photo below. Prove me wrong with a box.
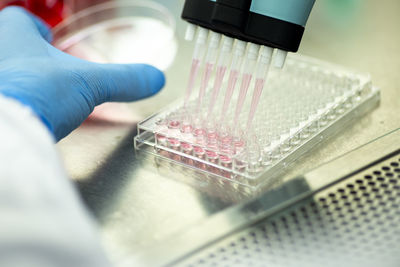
[89,63,165,104]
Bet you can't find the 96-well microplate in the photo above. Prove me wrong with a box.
[134,54,380,188]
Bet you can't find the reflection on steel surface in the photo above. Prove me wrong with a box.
[178,153,400,267]
[133,129,400,267]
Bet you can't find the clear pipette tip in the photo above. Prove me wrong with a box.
[196,31,222,114]
[232,42,260,128]
[246,45,274,130]
[183,27,209,107]
[219,39,247,119]
[207,36,234,117]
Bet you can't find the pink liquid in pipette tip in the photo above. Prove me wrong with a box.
[196,62,214,112]
[207,65,227,116]
[247,78,265,129]
[221,69,240,117]
[234,73,253,125]
[184,59,201,106]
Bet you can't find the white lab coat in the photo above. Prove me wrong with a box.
[0,95,110,267]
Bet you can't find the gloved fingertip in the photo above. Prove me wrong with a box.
[89,62,166,103]
[140,64,166,95]
[1,5,25,14]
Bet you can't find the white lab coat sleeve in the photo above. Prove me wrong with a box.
[0,95,111,267]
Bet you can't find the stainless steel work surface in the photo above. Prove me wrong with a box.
[160,129,400,267]
[57,0,400,265]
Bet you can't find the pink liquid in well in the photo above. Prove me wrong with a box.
[221,69,240,117]
[207,65,227,116]
[220,155,232,163]
[156,133,167,144]
[234,139,245,154]
[206,150,218,159]
[166,138,181,161]
[168,120,180,129]
[167,138,180,148]
[181,142,193,153]
[219,143,233,153]
[220,135,233,145]
[184,59,201,106]
[247,78,265,129]
[181,124,193,134]
[219,136,233,165]
[206,148,219,173]
[207,141,218,151]
[194,128,206,137]
[181,143,194,164]
[194,128,207,146]
[197,62,214,112]
[233,73,253,126]
[194,146,205,157]
[193,146,206,169]
[207,132,218,141]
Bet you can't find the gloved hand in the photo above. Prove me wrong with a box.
[0,7,165,141]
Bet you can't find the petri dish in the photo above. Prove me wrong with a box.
[52,0,177,70]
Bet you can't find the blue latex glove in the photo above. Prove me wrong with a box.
[0,7,165,141]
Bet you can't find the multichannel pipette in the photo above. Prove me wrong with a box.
[182,0,315,62]
[135,0,379,184]
[179,0,316,164]
[137,54,378,183]
[182,0,315,122]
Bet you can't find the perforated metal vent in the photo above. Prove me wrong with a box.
[177,154,400,267]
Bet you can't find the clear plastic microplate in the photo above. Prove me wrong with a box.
[134,54,380,188]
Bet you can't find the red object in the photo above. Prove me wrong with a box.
[26,0,65,27]
[1,0,65,27]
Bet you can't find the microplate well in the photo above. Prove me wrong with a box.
[134,54,380,188]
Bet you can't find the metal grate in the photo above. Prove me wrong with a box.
[177,154,400,267]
